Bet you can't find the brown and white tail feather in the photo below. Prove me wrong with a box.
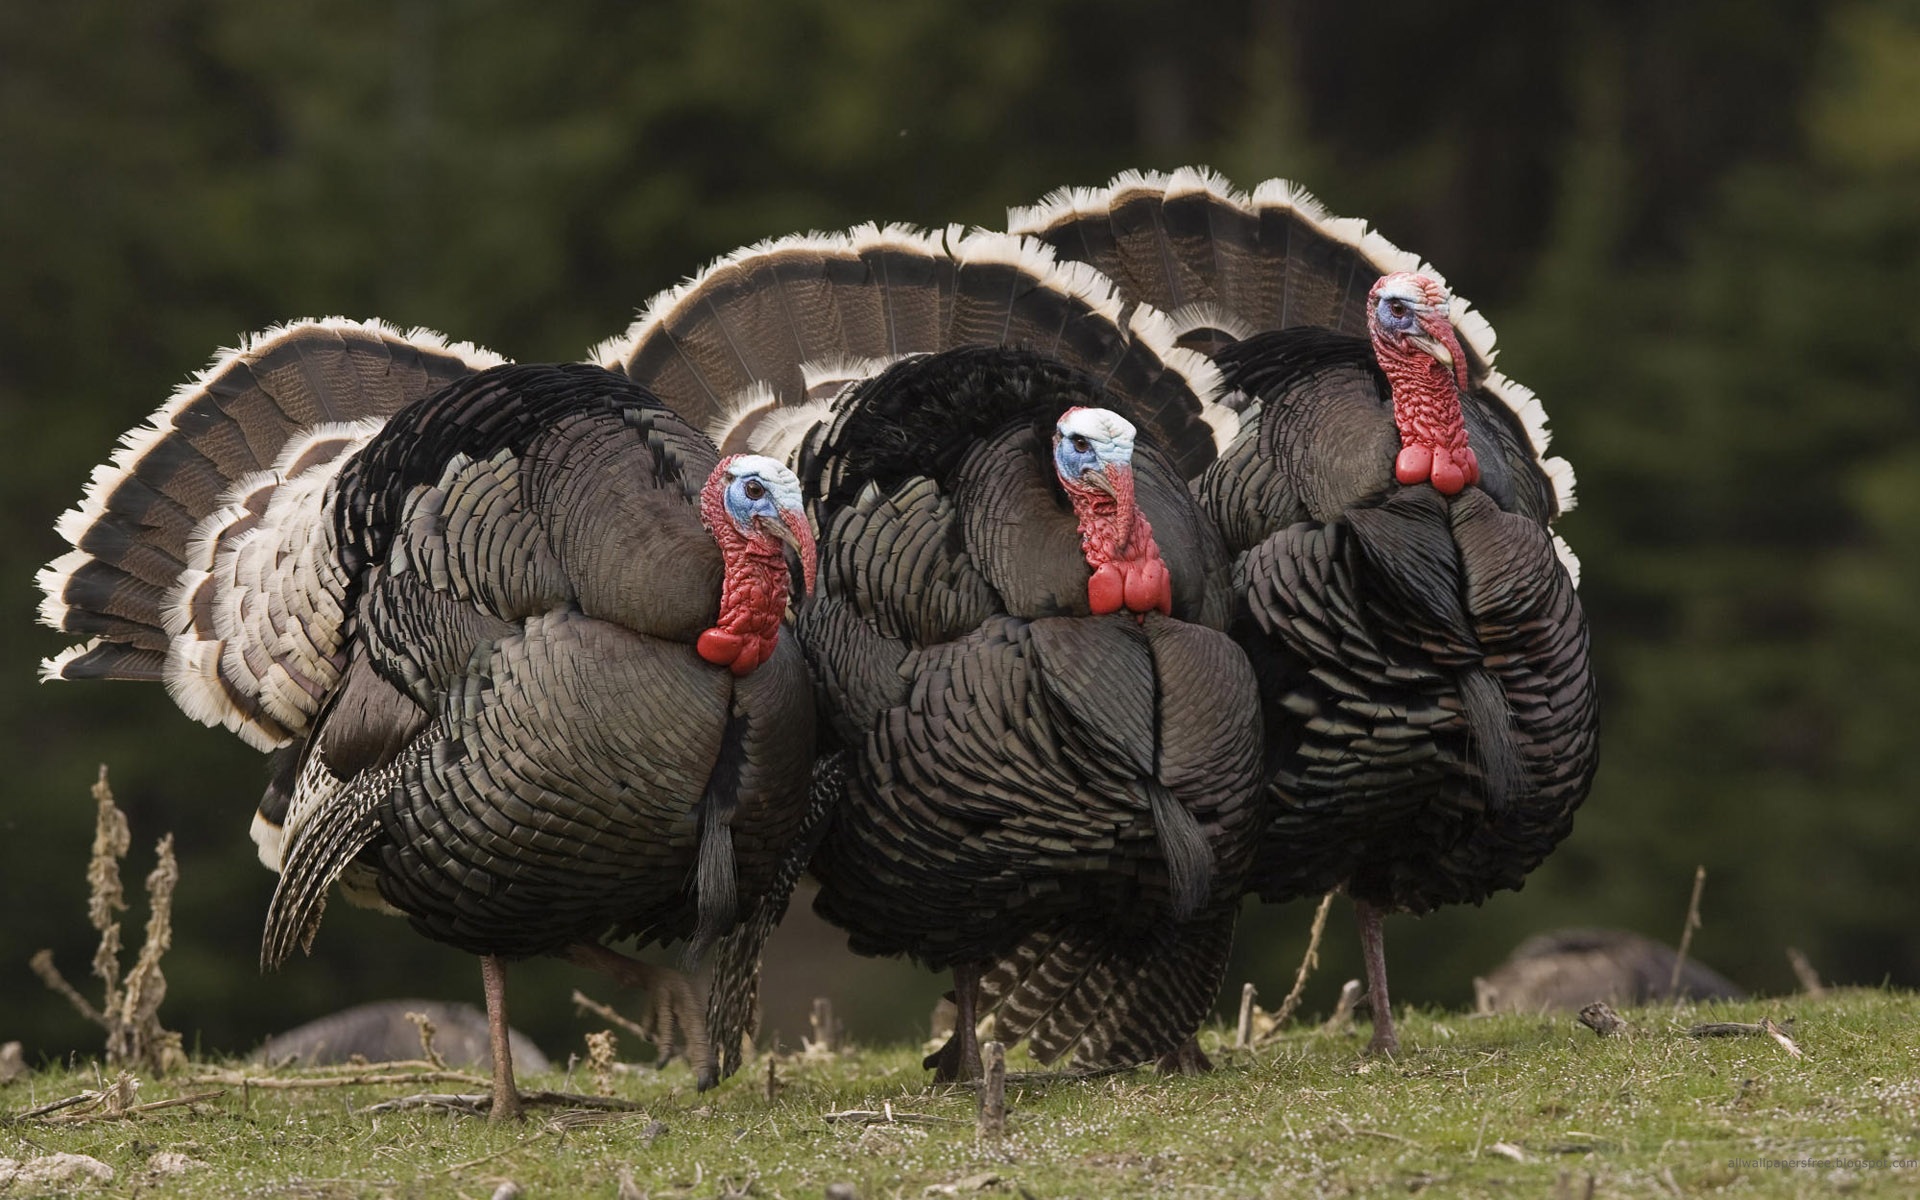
[39,319,505,750]
[593,225,1237,477]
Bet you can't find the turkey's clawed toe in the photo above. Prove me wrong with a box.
[922,1030,982,1083]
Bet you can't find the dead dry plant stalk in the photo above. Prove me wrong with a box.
[586,1030,618,1096]
[1669,865,1707,1002]
[0,1043,25,1087]
[1275,891,1335,1028]
[407,1010,447,1069]
[1254,891,1336,1045]
[572,990,654,1047]
[31,767,183,1073]
[1786,948,1827,998]
[977,1041,1007,1141]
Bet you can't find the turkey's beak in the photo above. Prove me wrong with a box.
[1407,332,1454,369]
[1081,466,1118,499]
[760,510,818,596]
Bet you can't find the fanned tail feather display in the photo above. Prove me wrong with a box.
[36,319,507,748]
[592,224,1239,476]
[1008,167,1578,548]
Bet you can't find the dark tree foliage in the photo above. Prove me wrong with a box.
[3,0,1913,1059]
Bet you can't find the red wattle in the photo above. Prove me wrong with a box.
[1395,444,1433,486]
[1088,564,1126,615]
[1124,559,1172,615]
[697,627,741,667]
[729,639,770,676]
[698,626,778,675]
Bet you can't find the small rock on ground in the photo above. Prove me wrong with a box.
[6,1153,116,1187]
[148,1151,206,1175]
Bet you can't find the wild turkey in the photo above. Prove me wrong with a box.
[36,321,818,1116]
[594,225,1266,1077]
[1008,168,1599,1054]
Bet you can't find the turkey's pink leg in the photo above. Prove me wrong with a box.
[1354,900,1399,1056]
[481,955,524,1122]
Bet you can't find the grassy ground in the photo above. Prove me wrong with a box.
[3,989,1916,1198]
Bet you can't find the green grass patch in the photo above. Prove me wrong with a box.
[4,989,1916,1198]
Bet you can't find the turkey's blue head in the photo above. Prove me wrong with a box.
[1052,406,1137,488]
[1051,407,1172,617]
[1368,272,1481,496]
[697,453,816,675]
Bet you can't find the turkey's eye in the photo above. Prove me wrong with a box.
[743,478,766,501]
[1070,434,1092,455]
[1387,299,1408,319]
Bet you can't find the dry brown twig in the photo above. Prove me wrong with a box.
[361,1089,647,1116]
[1234,983,1258,1050]
[1275,891,1336,1028]
[976,1041,1007,1141]
[406,1010,447,1069]
[1669,865,1707,1003]
[1762,1017,1804,1059]
[1684,1016,1803,1058]
[7,1070,225,1126]
[1245,892,1338,1047]
[31,767,183,1073]
[1321,980,1365,1033]
[821,1106,967,1127]
[1786,948,1827,997]
[572,990,654,1046]
[188,1068,488,1090]
[808,997,842,1054]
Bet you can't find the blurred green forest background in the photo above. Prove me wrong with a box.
[4,0,1916,1064]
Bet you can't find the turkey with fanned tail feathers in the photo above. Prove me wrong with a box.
[597,225,1267,1078]
[37,320,819,1116]
[1007,168,1598,1055]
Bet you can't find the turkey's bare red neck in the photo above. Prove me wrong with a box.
[696,484,793,677]
[1375,334,1481,497]
[1060,466,1173,617]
